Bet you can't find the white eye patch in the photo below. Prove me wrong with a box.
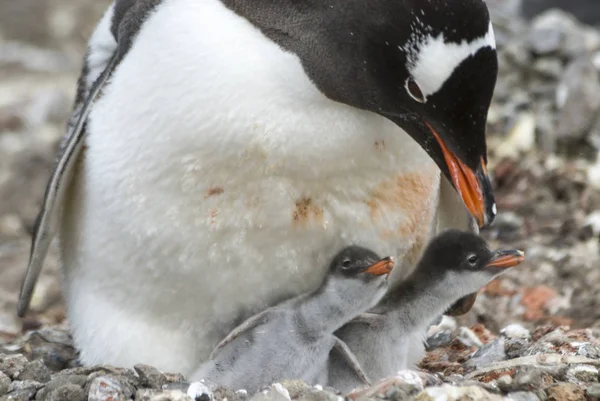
[402,22,496,100]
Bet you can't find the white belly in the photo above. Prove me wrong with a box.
[58,0,461,374]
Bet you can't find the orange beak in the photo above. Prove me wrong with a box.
[364,256,396,277]
[486,250,525,269]
[426,122,490,227]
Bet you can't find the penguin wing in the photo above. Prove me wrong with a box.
[17,0,166,317]
[17,54,119,317]
[209,310,271,360]
[348,313,387,328]
[332,336,371,386]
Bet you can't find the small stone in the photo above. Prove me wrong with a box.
[250,384,292,401]
[187,381,214,401]
[46,384,86,401]
[295,388,338,401]
[420,384,503,400]
[496,374,514,391]
[457,327,484,348]
[0,372,9,396]
[512,367,553,392]
[506,339,531,359]
[278,380,310,399]
[426,330,454,350]
[465,338,507,369]
[0,354,28,379]
[16,360,51,383]
[35,374,87,401]
[527,27,563,56]
[136,389,193,401]
[495,112,536,158]
[578,343,600,359]
[88,376,129,401]
[531,58,563,79]
[586,383,600,400]
[502,324,532,340]
[564,365,598,383]
[546,383,585,401]
[0,214,25,239]
[6,380,43,401]
[506,391,541,401]
[135,364,168,389]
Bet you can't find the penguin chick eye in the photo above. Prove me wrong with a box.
[467,254,479,266]
[342,259,352,268]
[405,78,426,103]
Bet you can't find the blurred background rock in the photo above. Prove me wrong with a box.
[2,0,600,343]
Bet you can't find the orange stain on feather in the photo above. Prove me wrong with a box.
[367,169,438,241]
[292,197,324,225]
[205,187,224,198]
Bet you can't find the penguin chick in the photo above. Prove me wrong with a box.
[328,230,524,392]
[190,246,395,394]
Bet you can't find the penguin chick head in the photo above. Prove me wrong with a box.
[325,246,395,309]
[329,246,395,279]
[415,229,525,297]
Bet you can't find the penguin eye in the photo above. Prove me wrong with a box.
[467,254,479,266]
[405,78,426,103]
[342,259,352,268]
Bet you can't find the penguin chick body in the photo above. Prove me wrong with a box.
[328,230,524,392]
[191,246,395,393]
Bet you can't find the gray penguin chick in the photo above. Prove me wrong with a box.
[328,230,525,392]
[190,246,395,393]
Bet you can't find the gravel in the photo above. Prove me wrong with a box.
[2,0,600,400]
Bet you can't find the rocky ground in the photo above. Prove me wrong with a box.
[2,0,600,400]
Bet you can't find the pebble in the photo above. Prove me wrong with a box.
[421,384,503,401]
[249,384,292,401]
[136,389,192,401]
[134,364,168,390]
[426,330,454,351]
[457,327,484,348]
[6,380,43,400]
[502,325,532,340]
[88,376,130,401]
[505,391,541,401]
[564,365,599,383]
[45,383,85,401]
[465,338,507,370]
[35,374,87,400]
[187,381,214,401]
[0,372,9,396]
[15,360,51,383]
[0,355,28,379]
[587,383,600,400]
[546,383,586,401]
[505,339,531,359]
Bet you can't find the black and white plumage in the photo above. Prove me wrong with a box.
[191,246,395,393]
[19,0,498,374]
[328,230,524,392]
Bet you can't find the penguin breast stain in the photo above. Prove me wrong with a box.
[365,169,438,238]
[292,197,324,225]
[205,186,224,198]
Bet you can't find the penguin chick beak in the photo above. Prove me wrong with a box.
[486,249,525,269]
[364,256,396,277]
[425,122,495,228]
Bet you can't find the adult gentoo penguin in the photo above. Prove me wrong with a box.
[18,0,498,374]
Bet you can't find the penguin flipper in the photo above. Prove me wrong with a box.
[16,54,118,317]
[348,313,386,328]
[209,310,271,359]
[332,336,371,386]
